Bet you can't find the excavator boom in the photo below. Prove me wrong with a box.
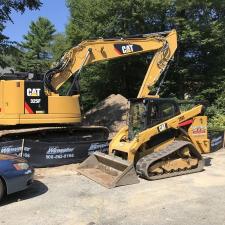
[45,30,177,97]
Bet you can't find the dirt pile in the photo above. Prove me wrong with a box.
[84,94,129,139]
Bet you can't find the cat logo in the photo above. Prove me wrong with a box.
[27,88,41,97]
[121,45,134,54]
[158,123,167,132]
[114,44,143,55]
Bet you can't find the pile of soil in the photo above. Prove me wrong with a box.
[84,94,129,139]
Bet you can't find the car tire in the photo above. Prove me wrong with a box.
[0,178,4,201]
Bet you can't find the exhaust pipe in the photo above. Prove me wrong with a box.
[77,152,139,188]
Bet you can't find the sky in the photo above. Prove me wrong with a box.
[3,0,69,42]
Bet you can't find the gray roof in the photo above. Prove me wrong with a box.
[0,67,14,74]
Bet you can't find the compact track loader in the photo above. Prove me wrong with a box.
[77,32,210,188]
[77,99,209,188]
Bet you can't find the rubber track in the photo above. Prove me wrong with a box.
[135,140,204,180]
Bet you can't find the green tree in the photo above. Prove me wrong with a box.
[16,17,56,74]
[0,0,41,67]
[66,0,225,116]
[51,33,70,61]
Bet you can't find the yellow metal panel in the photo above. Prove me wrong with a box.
[0,82,3,113]
[19,114,81,124]
[188,116,210,153]
[2,80,24,114]
[0,116,20,125]
[20,93,82,123]
[188,116,208,138]
[48,95,81,115]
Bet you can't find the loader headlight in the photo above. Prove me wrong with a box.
[13,162,29,171]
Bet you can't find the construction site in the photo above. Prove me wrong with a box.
[1,1,225,225]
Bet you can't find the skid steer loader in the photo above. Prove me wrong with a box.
[77,31,210,188]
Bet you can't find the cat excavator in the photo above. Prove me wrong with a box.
[77,30,211,188]
[0,29,178,148]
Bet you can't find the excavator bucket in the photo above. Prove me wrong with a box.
[77,152,140,188]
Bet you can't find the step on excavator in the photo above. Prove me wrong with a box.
[77,30,210,188]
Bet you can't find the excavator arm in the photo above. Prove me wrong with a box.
[44,30,177,97]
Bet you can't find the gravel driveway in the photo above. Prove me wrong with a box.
[1,149,225,225]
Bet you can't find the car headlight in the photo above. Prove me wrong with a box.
[13,163,29,171]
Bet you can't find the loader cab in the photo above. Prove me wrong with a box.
[128,98,180,140]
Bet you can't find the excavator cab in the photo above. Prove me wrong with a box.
[128,98,180,140]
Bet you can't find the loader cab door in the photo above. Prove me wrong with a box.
[128,100,147,139]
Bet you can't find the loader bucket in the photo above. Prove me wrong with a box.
[77,152,140,188]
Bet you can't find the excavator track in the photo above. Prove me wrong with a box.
[136,140,204,180]
[0,125,109,142]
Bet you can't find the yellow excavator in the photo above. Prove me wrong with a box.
[0,29,178,147]
[76,30,211,188]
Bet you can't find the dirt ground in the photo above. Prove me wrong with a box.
[1,149,225,225]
